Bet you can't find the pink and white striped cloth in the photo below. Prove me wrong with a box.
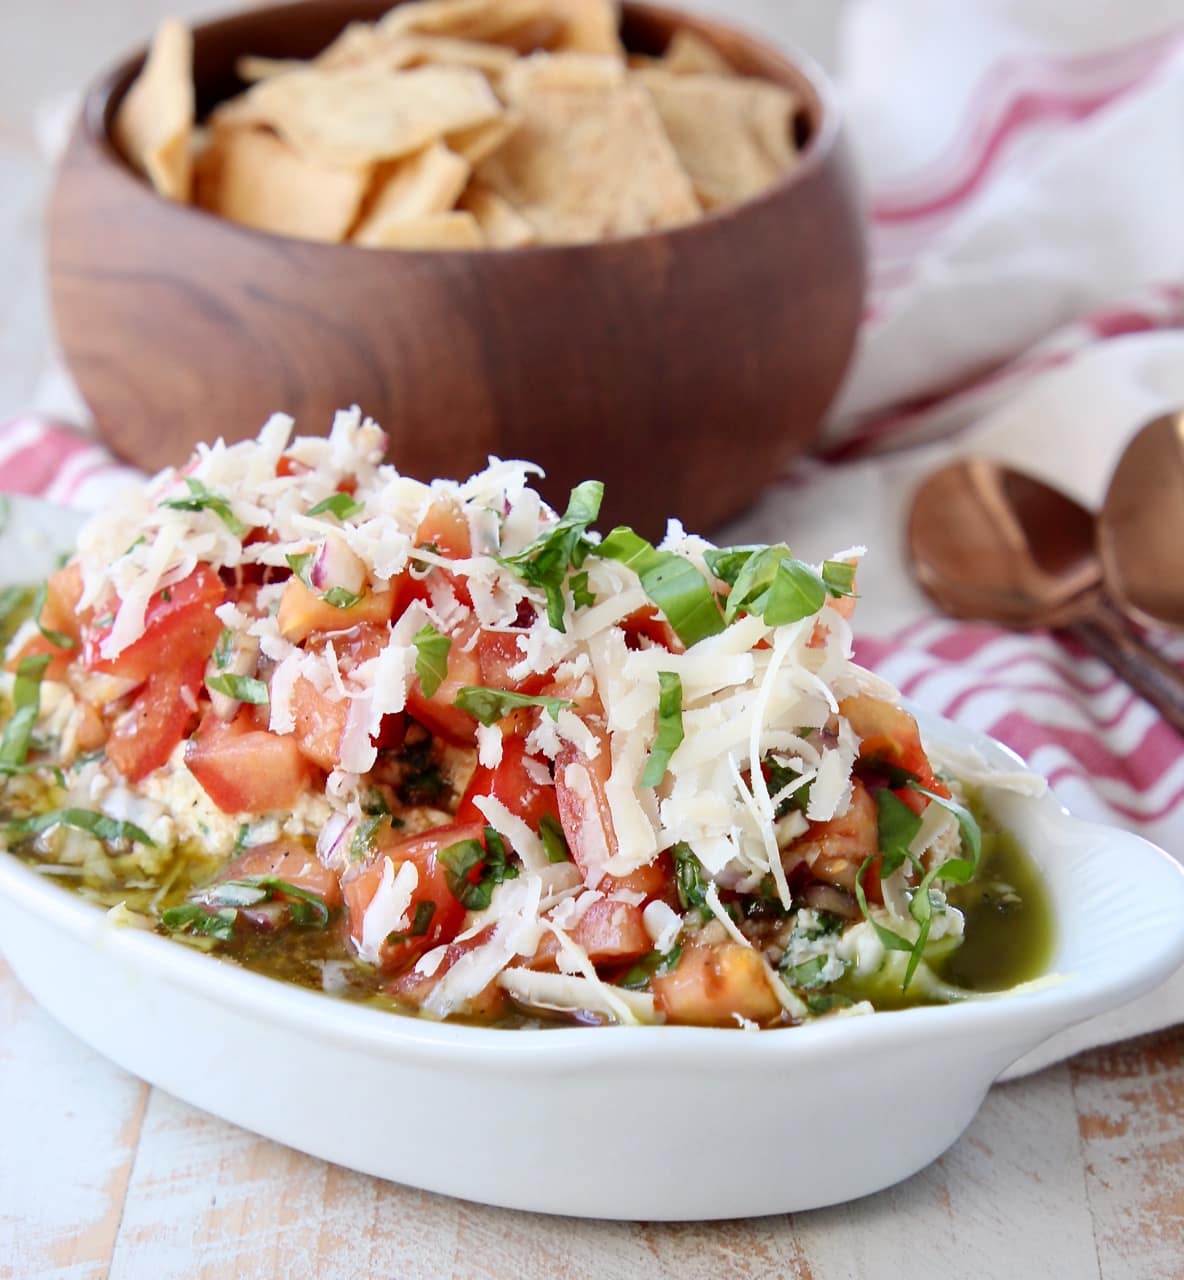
[1,0,1182,1057]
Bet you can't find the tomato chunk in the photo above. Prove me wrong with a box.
[343,822,483,972]
[840,694,947,795]
[222,840,343,909]
[652,941,783,1027]
[529,897,651,970]
[276,578,394,645]
[456,736,559,830]
[83,566,224,682]
[105,659,205,783]
[405,621,481,745]
[185,709,314,813]
[554,712,617,876]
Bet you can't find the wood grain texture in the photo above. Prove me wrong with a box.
[1071,1031,1184,1280]
[45,0,865,536]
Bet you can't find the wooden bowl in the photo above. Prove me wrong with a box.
[47,1,865,535]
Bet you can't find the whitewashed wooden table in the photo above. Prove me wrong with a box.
[1,4,1183,1278]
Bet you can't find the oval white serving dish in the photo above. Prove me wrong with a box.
[2,499,1184,1219]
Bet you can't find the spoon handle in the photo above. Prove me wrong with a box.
[1068,609,1184,734]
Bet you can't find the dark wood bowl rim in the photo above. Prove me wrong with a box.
[76,0,847,261]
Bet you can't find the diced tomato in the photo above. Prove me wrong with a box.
[105,658,205,783]
[185,708,315,813]
[652,941,783,1027]
[455,736,559,830]
[529,897,651,970]
[405,619,482,745]
[390,924,509,1019]
[553,710,617,876]
[83,566,225,682]
[222,840,343,909]
[414,498,471,560]
[620,607,681,653]
[342,821,484,972]
[601,850,676,904]
[840,694,947,796]
[288,676,348,772]
[276,578,395,644]
[790,779,879,897]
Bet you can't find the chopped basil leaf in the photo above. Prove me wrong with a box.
[702,546,757,586]
[762,756,812,818]
[804,991,854,1015]
[672,842,709,912]
[641,671,684,789]
[875,788,923,879]
[2,806,155,847]
[0,584,36,645]
[413,624,451,699]
[915,787,983,881]
[499,480,604,631]
[780,954,831,990]
[0,760,65,786]
[307,492,364,521]
[714,544,826,626]
[854,854,916,963]
[286,552,313,582]
[538,812,570,863]
[569,570,595,609]
[350,814,386,862]
[161,904,237,941]
[388,899,437,944]
[452,685,572,727]
[31,580,75,650]
[620,944,683,990]
[821,560,857,598]
[205,673,269,704]
[595,527,724,648]
[322,587,363,609]
[439,827,518,910]
[201,876,330,928]
[161,478,247,537]
[0,653,51,766]
[213,627,234,669]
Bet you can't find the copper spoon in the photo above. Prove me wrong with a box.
[1099,411,1184,631]
[908,458,1184,733]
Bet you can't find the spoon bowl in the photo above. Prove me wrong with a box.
[1099,411,1184,631]
[908,458,1184,734]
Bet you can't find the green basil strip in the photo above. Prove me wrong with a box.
[0,653,51,766]
[672,842,709,912]
[322,587,363,610]
[162,478,247,537]
[387,899,437,945]
[31,581,76,650]
[781,954,832,990]
[3,806,155,847]
[595,527,724,648]
[206,673,269,704]
[413,624,451,699]
[875,788,923,880]
[0,585,37,646]
[202,876,329,928]
[821,559,858,597]
[161,904,237,941]
[499,480,604,632]
[641,671,684,789]
[452,685,572,727]
[439,828,518,910]
[307,492,364,521]
[538,813,570,863]
[619,944,683,990]
[286,552,314,582]
[212,627,234,670]
[915,787,983,878]
[854,853,916,963]
[569,570,595,609]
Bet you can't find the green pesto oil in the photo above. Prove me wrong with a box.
[933,816,1055,993]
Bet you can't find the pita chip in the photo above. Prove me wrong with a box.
[113,18,195,201]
